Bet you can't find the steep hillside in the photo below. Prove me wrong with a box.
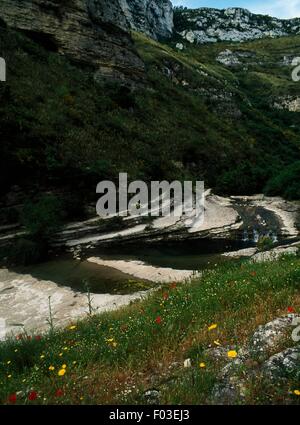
[174,7,300,43]
[1,14,300,227]
[0,0,173,84]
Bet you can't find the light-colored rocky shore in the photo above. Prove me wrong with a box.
[0,268,149,339]
[87,257,199,283]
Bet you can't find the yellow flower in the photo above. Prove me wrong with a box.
[49,366,55,371]
[62,364,67,369]
[106,338,114,343]
[40,355,45,359]
[227,350,238,359]
[58,369,66,376]
[112,342,118,348]
[63,347,68,351]
[199,362,206,368]
[294,390,300,396]
[59,353,63,357]
[7,361,11,365]
[14,349,18,353]
[214,340,221,346]
[73,361,77,365]
[69,325,76,330]
[7,375,12,378]
[208,324,218,331]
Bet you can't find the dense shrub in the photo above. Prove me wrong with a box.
[21,194,63,242]
[264,161,300,200]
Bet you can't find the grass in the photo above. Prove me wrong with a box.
[1,254,300,405]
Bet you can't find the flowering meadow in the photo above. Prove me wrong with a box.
[1,254,300,405]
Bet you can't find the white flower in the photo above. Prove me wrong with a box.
[184,358,192,368]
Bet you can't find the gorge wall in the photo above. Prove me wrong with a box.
[0,0,173,83]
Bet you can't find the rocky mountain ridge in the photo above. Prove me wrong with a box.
[175,7,300,44]
[0,0,173,83]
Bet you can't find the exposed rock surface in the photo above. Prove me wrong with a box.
[209,315,300,404]
[274,96,300,112]
[176,7,300,44]
[0,0,173,82]
[0,267,149,338]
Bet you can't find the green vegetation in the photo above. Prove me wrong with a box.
[1,22,300,219]
[0,255,300,405]
[265,161,300,200]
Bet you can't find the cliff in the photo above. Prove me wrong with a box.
[0,0,173,83]
[175,7,300,43]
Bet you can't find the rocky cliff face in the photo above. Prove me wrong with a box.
[0,0,173,83]
[89,0,173,39]
[120,0,173,39]
[175,7,300,44]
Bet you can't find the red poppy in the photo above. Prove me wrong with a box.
[55,389,64,397]
[35,335,42,341]
[162,292,169,300]
[155,316,162,325]
[27,336,32,341]
[170,282,177,289]
[288,306,296,313]
[8,393,17,404]
[250,271,257,277]
[28,391,38,401]
[16,334,23,341]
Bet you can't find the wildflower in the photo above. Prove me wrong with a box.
[49,366,55,371]
[288,307,296,313]
[208,324,217,331]
[63,347,68,351]
[7,375,12,379]
[163,292,169,300]
[55,389,64,397]
[62,364,67,369]
[184,359,191,368]
[40,355,45,359]
[7,361,11,365]
[58,369,66,377]
[199,362,206,369]
[227,350,238,359]
[170,282,177,289]
[69,325,76,330]
[28,391,38,401]
[59,353,63,357]
[214,340,221,346]
[250,271,257,277]
[35,336,42,341]
[27,336,32,341]
[8,393,17,404]
[73,361,77,365]
[14,349,18,353]
[294,390,300,396]
[16,334,23,341]
[155,316,162,325]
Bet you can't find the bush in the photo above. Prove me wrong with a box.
[257,236,274,252]
[21,194,63,242]
[264,161,300,200]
